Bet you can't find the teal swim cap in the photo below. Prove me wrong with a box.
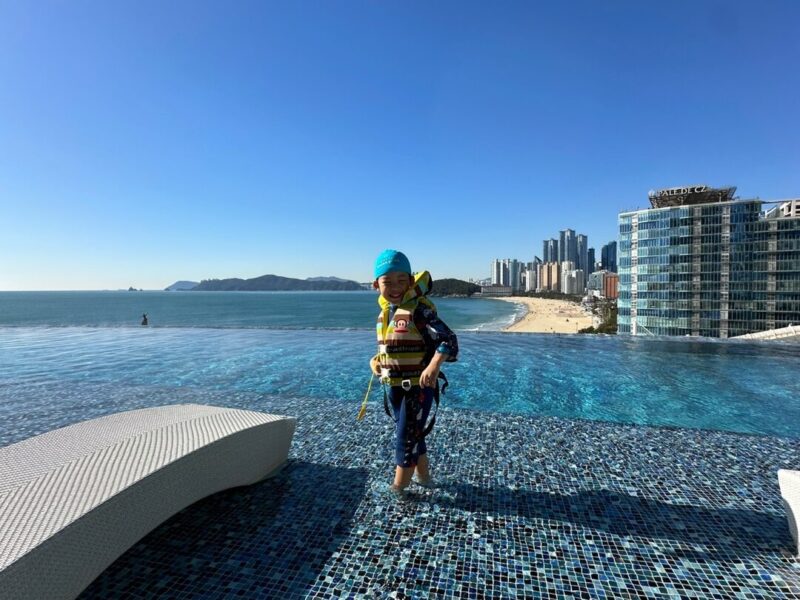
[374,249,411,279]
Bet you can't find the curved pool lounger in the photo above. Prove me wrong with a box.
[0,404,297,600]
[778,469,800,556]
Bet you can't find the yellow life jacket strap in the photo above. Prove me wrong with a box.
[381,374,421,388]
[357,372,375,421]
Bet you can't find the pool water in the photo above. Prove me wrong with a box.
[1,326,798,441]
[2,321,799,598]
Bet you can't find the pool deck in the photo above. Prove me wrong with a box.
[2,381,800,599]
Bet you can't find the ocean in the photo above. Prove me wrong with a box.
[0,290,522,331]
[1,291,799,441]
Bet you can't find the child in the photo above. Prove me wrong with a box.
[370,249,458,495]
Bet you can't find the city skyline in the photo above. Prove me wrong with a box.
[2,2,799,290]
[486,227,619,291]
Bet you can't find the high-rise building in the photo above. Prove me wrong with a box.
[509,259,522,293]
[587,271,604,295]
[542,239,559,263]
[601,241,617,273]
[577,234,589,277]
[491,259,503,286]
[536,262,561,292]
[604,273,619,300]
[587,248,596,275]
[561,265,585,295]
[587,270,618,299]
[525,264,537,292]
[491,259,524,292]
[559,229,577,264]
[560,261,574,294]
[491,259,510,286]
[618,185,800,337]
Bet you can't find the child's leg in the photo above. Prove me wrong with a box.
[414,388,434,482]
[390,386,433,489]
[394,465,414,488]
[389,388,415,489]
[415,454,430,481]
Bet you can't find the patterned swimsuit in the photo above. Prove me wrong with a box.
[387,303,458,468]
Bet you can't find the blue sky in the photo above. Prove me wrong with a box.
[1,1,798,290]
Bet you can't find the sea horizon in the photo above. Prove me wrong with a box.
[0,289,525,332]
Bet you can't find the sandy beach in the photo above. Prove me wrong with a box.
[492,296,594,333]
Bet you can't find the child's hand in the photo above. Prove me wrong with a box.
[420,351,448,388]
[369,354,381,376]
[419,364,439,388]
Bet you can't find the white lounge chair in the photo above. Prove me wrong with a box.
[778,469,800,556]
[0,404,296,600]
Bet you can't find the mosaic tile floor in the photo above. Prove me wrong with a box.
[2,381,799,599]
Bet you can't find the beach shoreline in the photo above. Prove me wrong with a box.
[489,296,594,333]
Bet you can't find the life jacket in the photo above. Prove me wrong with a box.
[376,271,435,388]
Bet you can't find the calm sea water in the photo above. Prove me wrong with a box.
[0,291,521,331]
[1,292,799,439]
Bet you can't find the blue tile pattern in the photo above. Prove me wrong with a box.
[1,381,799,598]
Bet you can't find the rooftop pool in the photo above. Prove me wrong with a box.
[1,327,799,444]
[2,327,799,598]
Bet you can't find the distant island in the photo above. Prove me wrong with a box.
[429,278,481,297]
[190,274,364,291]
[162,275,479,294]
[164,281,200,291]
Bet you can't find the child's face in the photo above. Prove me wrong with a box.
[374,271,412,304]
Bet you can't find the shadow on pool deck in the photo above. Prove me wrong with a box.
[80,460,369,599]
[426,483,792,560]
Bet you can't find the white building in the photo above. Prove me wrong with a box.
[491,259,505,286]
[491,258,525,292]
[561,262,585,295]
[525,265,538,292]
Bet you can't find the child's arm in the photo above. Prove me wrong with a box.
[418,304,459,362]
[417,304,458,388]
[420,350,449,388]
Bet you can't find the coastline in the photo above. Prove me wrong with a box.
[490,296,594,333]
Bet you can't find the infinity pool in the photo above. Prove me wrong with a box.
[1,327,798,441]
[2,327,800,598]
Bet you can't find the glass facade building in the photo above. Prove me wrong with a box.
[542,239,559,263]
[559,229,577,264]
[618,198,800,337]
[601,241,617,273]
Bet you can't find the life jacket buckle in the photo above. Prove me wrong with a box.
[401,379,412,391]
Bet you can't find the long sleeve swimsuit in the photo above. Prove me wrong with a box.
[388,302,458,467]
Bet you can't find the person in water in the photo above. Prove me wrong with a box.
[141,313,148,326]
[370,249,458,496]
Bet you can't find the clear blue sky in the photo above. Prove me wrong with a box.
[1,1,798,290]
